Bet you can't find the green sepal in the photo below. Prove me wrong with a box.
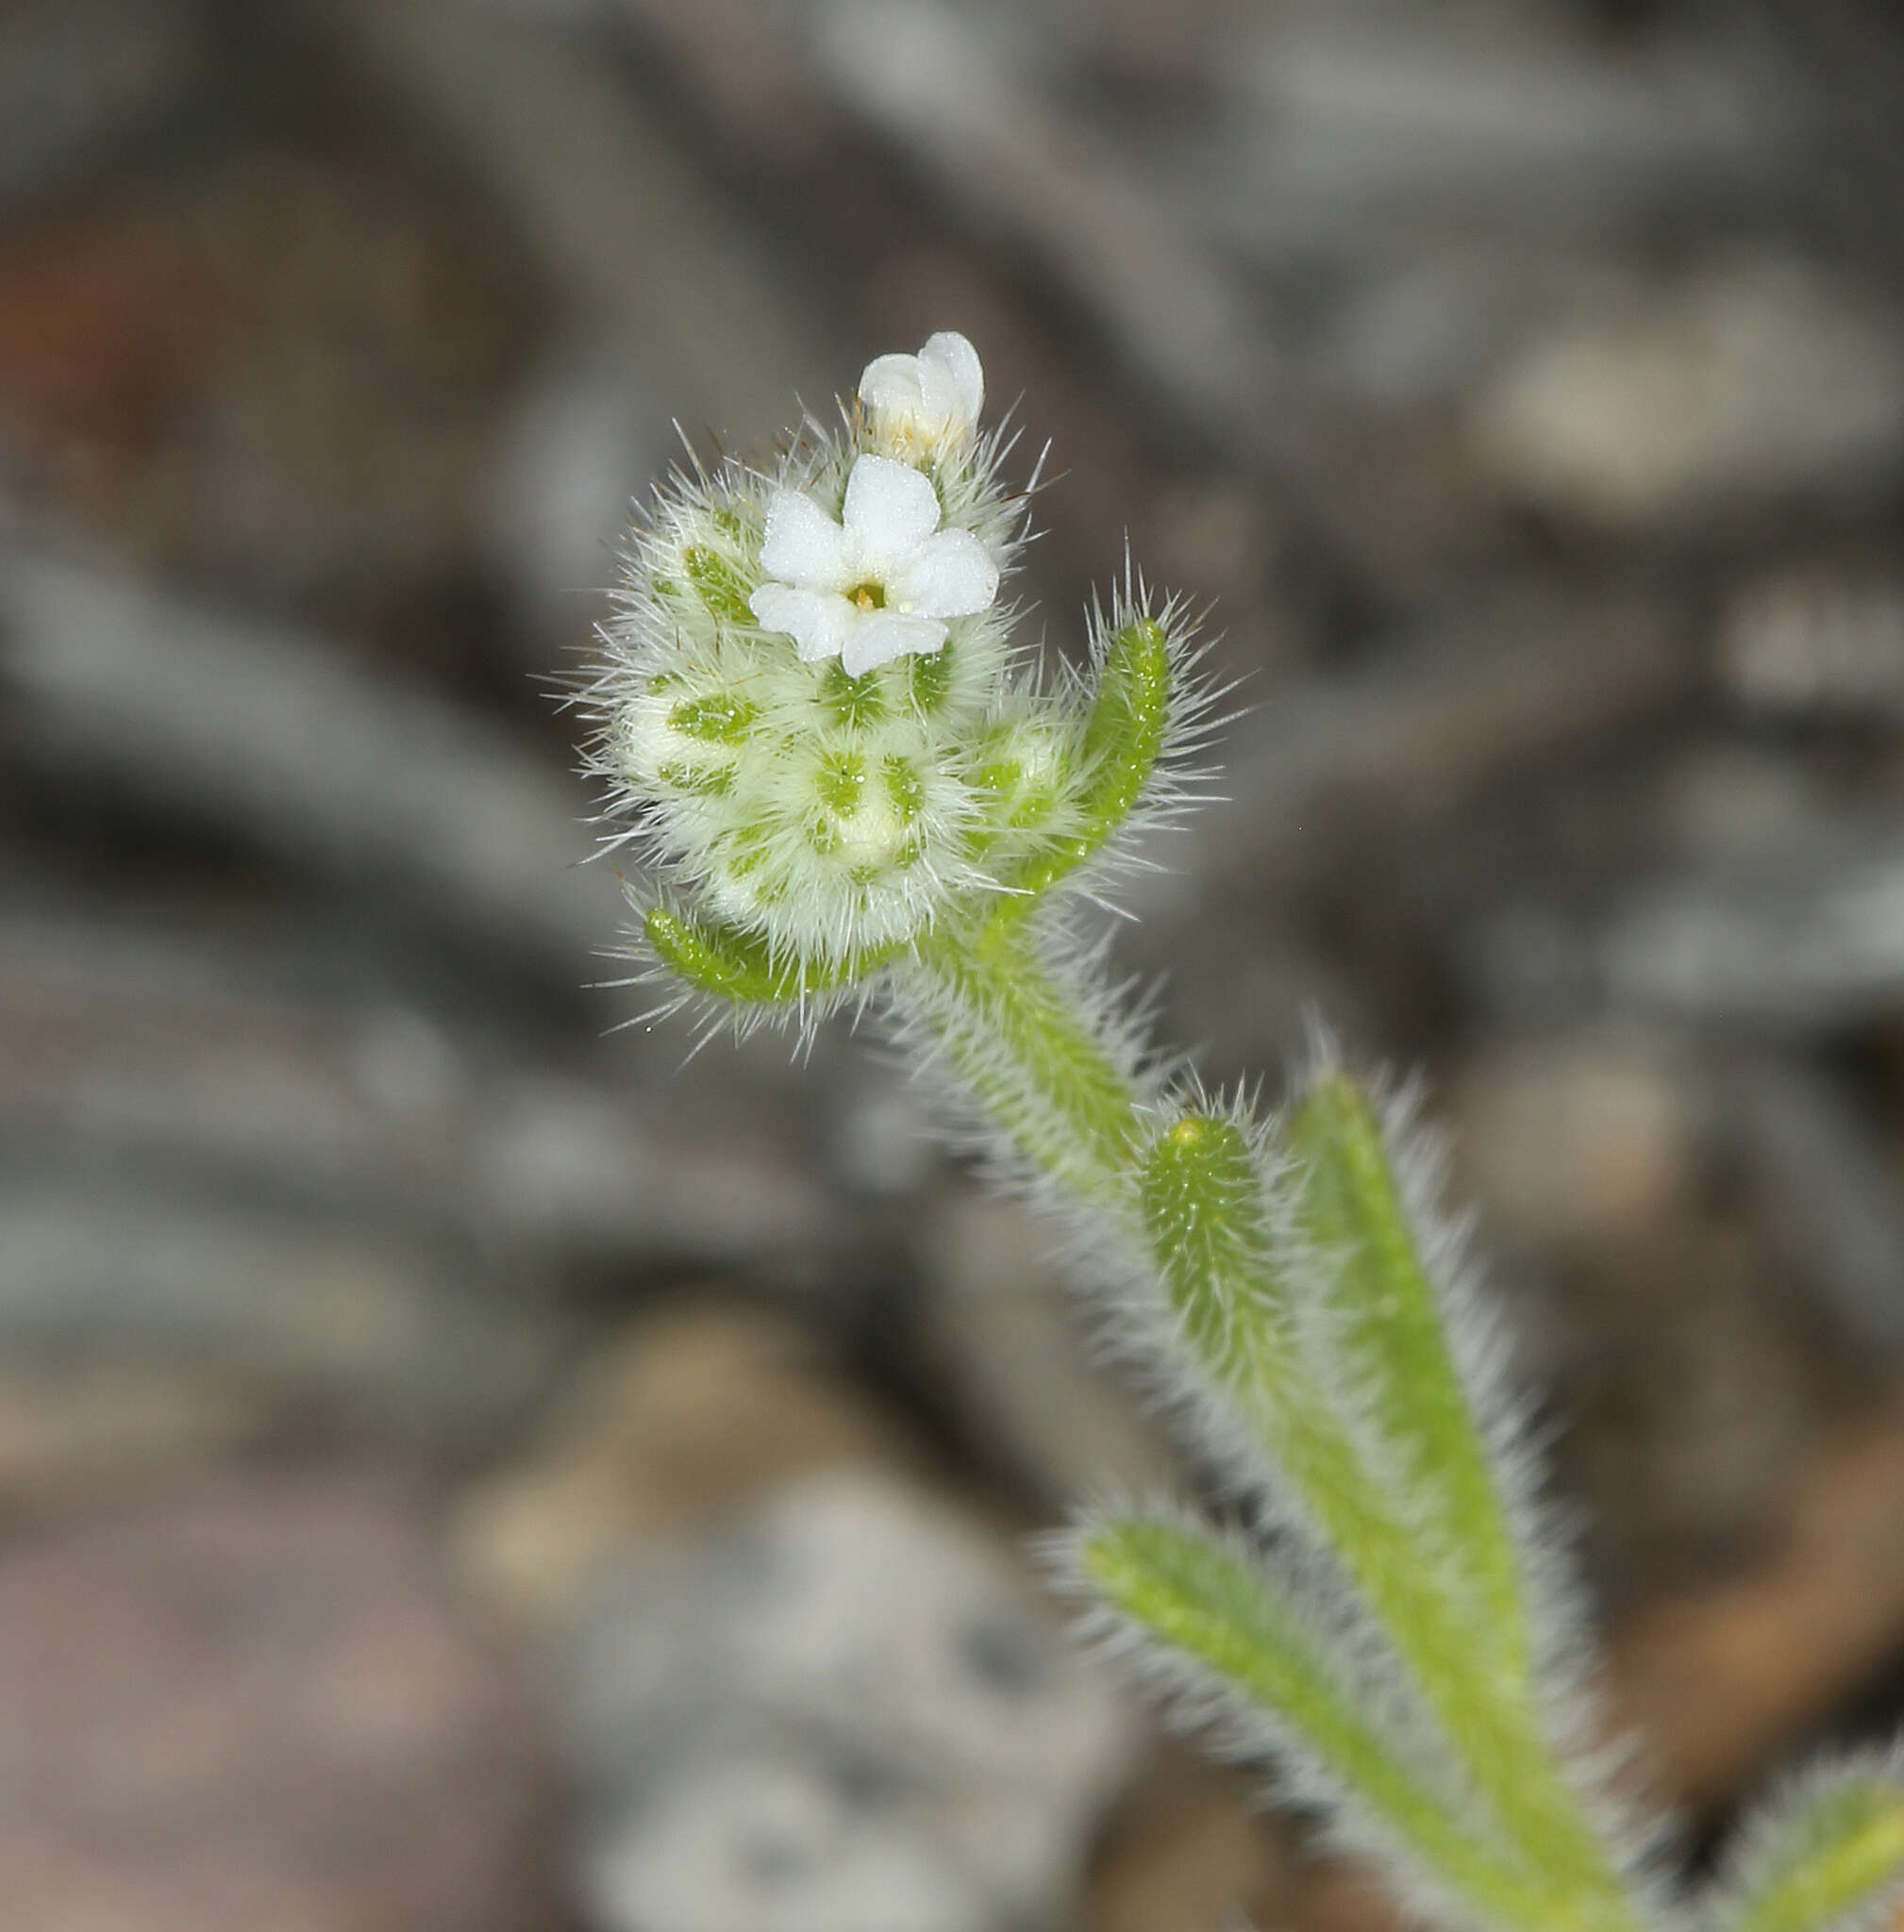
[1141,1112,1285,1368]
[669,691,759,744]
[1728,1771,1904,1932]
[994,614,1169,910]
[683,543,755,625]
[1287,1073,1530,1688]
[645,905,898,1005]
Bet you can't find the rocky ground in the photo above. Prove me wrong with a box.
[3,2,1904,1927]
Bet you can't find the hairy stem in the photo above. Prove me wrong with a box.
[895,933,1636,1932]
[899,920,1144,1209]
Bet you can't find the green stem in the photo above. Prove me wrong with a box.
[903,920,1142,1210]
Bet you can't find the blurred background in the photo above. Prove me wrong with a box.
[3,0,1904,1926]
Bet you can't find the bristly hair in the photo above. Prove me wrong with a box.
[1706,1746,1904,1932]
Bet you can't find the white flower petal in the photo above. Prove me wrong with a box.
[857,352,926,423]
[841,455,942,573]
[889,527,999,619]
[917,331,982,430]
[759,490,852,591]
[860,333,984,452]
[749,582,856,662]
[841,610,947,675]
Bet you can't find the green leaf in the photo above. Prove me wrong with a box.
[1725,1765,1904,1932]
[1082,1515,1554,1929]
[645,905,897,1004]
[1134,1107,1637,1932]
[1287,1073,1530,1689]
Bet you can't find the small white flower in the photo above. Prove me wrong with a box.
[859,331,984,454]
[749,453,999,675]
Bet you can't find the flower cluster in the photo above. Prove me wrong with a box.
[585,332,1116,979]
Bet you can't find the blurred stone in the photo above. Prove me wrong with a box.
[827,1079,940,1199]
[1721,570,1904,724]
[1214,587,1696,882]
[0,1359,271,1507]
[0,122,540,614]
[1219,18,1800,246]
[563,1468,1136,1932]
[484,338,667,653]
[1471,259,1904,527]
[1731,1055,1904,1360]
[1608,1396,1904,1809]
[453,1305,914,1630]
[911,1192,1177,1509]
[1655,743,1833,868]
[1279,1859,1410,1932]
[345,0,836,457]
[0,1167,567,1451]
[1557,1213,1824,1589]
[0,211,211,448]
[0,895,844,1278]
[0,1473,563,1932]
[581,1752,990,1932]
[1085,1755,1283,1932]
[1595,818,1904,1032]
[1146,474,1282,614]
[1449,1029,1703,1254]
[0,0,207,209]
[0,546,616,973]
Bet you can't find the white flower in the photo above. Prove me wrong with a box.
[859,331,984,454]
[749,454,999,675]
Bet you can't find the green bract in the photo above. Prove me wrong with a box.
[583,335,1904,1932]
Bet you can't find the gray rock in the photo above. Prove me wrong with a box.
[1596,821,1904,1032]
[0,0,207,210]
[563,1470,1135,1932]
[1720,571,1904,724]
[1471,259,1904,526]
[484,339,669,654]
[1449,1029,1706,1256]
[0,546,614,974]
[582,1751,990,1932]
[342,0,838,457]
[0,1474,565,1932]
[0,890,846,1280]
[0,1165,568,1451]
[1213,14,1805,248]
[1730,1055,1904,1360]
[911,1192,1177,1508]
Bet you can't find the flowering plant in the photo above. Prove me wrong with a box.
[582,334,1904,1932]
